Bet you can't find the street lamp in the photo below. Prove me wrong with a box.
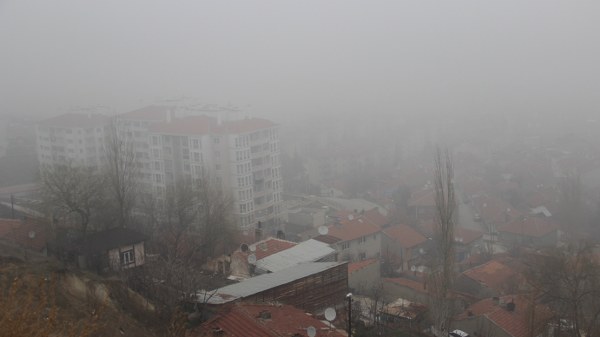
[346,293,353,337]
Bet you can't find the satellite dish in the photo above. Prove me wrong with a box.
[249,245,256,252]
[318,226,329,235]
[240,243,249,252]
[247,254,257,264]
[307,326,316,337]
[28,231,36,239]
[410,265,416,272]
[324,307,336,321]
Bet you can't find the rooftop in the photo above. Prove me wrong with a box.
[149,115,276,136]
[198,262,346,304]
[256,239,336,273]
[194,303,345,337]
[383,277,428,294]
[38,113,109,128]
[456,295,553,337]
[119,105,171,121]
[76,228,146,254]
[383,224,428,248]
[348,258,378,274]
[498,216,558,237]
[407,189,436,208]
[327,216,381,242]
[461,260,518,291]
[250,237,297,260]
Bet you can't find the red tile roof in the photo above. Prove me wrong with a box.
[327,216,381,242]
[250,237,297,260]
[408,189,436,208]
[38,113,109,128]
[383,224,427,248]
[461,260,518,292]
[336,208,388,227]
[194,303,345,337]
[456,295,553,337]
[417,222,483,245]
[348,258,378,274]
[119,105,170,121]
[472,195,522,225]
[384,277,428,294]
[498,217,558,238]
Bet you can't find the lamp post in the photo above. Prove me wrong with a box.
[346,292,353,337]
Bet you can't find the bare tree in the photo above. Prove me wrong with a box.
[525,243,600,337]
[428,147,457,336]
[40,162,105,237]
[103,118,138,228]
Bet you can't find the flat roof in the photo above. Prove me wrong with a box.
[255,239,336,272]
[197,262,346,304]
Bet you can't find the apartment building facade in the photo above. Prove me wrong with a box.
[36,106,283,231]
[140,114,284,231]
[36,113,110,168]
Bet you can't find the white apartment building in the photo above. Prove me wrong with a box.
[35,107,283,231]
[117,106,283,231]
[35,113,110,168]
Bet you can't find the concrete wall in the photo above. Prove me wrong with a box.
[349,260,381,294]
[336,232,381,262]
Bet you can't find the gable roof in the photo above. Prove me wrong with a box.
[383,277,428,294]
[348,258,378,274]
[498,217,558,238]
[199,262,346,304]
[195,303,345,337]
[327,216,381,242]
[256,239,336,273]
[336,208,388,227]
[77,228,145,254]
[417,222,483,245]
[456,295,553,337]
[383,224,428,248]
[250,237,297,260]
[461,260,518,291]
[408,189,436,208]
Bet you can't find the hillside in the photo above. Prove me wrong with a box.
[0,255,167,337]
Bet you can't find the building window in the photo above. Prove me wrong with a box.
[359,252,367,260]
[121,249,135,265]
[341,242,350,250]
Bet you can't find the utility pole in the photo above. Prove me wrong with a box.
[347,293,353,337]
[10,194,15,218]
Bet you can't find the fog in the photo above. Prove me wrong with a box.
[2,1,600,123]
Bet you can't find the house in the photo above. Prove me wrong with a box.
[255,239,336,273]
[455,260,522,299]
[348,258,380,293]
[453,295,553,337]
[74,228,146,272]
[471,195,522,234]
[192,303,346,337]
[0,217,48,255]
[497,217,558,248]
[323,214,382,262]
[379,297,427,329]
[382,224,428,272]
[197,262,348,313]
[417,222,484,263]
[407,188,436,222]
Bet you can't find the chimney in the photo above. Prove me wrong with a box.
[255,226,263,242]
[506,300,516,312]
[258,310,272,320]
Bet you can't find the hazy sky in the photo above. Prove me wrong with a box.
[1,1,599,121]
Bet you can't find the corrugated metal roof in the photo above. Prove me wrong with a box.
[255,239,336,273]
[197,262,344,304]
